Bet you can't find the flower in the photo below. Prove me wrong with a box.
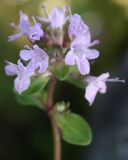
[8,11,44,42]
[65,32,99,75]
[85,72,125,105]
[20,45,49,74]
[5,60,34,93]
[37,6,68,29]
[68,14,89,39]
[28,23,44,43]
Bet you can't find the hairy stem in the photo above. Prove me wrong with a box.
[45,76,61,160]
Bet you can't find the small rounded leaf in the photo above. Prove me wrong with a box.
[55,112,92,146]
[16,94,43,109]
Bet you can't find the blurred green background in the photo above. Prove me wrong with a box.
[0,0,128,160]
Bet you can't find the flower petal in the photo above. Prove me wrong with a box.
[25,62,36,75]
[65,51,75,65]
[75,56,90,75]
[98,81,107,94]
[20,49,34,61]
[85,76,97,83]
[5,62,18,76]
[38,58,49,74]
[84,30,91,46]
[28,24,44,42]
[85,49,99,60]
[68,14,89,38]
[19,11,30,33]
[8,32,23,42]
[85,85,99,105]
[14,76,30,94]
[98,72,109,81]
[71,35,87,48]
[49,7,65,28]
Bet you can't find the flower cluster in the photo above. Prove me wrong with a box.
[5,6,125,105]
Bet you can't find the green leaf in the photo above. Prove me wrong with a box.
[55,112,92,146]
[22,76,50,95]
[16,94,37,106]
[14,75,49,109]
[52,63,70,81]
[16,94,44,109]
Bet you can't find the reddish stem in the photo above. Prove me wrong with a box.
[45,76,61,160]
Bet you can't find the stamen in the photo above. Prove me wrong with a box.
[24,45,31,50]
[66,5,72,15]
[107,78,125,83]
[42,5,49,19]
[89,40,100,47]
[32,16,37,24]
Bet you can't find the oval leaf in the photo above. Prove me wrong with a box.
[16,94,44,109]
[55,112,92,146]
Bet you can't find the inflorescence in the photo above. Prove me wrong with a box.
[5,6,125,105]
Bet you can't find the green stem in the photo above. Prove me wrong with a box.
[45,76,61,160]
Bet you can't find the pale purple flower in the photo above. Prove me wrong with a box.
[85,72,125,105]
[68,14,89,39]
[37,6,68,29]
[20,45,49,74]
[5,60,34,93]
[8,11,44,42]
[65,32,99,75]
[28,23,44,43]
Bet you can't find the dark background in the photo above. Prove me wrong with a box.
[0,0,128,160]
